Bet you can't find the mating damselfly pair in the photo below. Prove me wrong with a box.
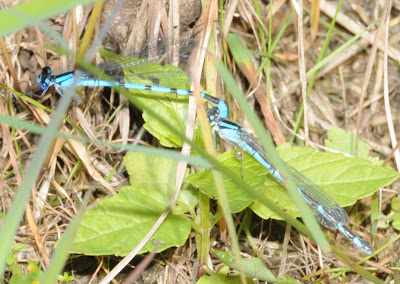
[37,28,374,255]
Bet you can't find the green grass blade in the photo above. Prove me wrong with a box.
[0,0,99,37]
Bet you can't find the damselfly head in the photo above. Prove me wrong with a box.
[207,107,220,123]
[38,67,53,90]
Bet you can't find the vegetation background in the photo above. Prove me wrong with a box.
[0,0,399,283]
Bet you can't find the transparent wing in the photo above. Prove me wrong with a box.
[93,26,197,74]
[55,85,82,105]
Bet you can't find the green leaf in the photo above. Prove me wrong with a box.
[279,144,398,204]
[6,251,14,266]
[253,144,398,220]
[9,260,43,284]
[141,98,190,147]
[188,143,399,222]
[212,249,299,283]
[7,243,27,266]
[112,54,196,148]
[0,0,98,38]
[57,272,75,282]
[324,127,381,165]
[124,152,198,215]
[392,212,400,231]
[71,153,192,256]
[25,260,44,283]
[383,197,400,231]
[187,151,267,213]
[173,184,198,215]
[324,128,368,157]
[12,244,27,252]
[197,274,253,284]
[9,264,23,284]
